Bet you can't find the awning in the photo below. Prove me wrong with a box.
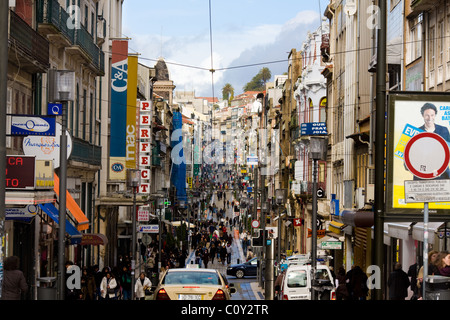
[39,203,81,245]
[6,191,55,205]
[386,222,412,241]
[80,233,108,246]
[412,222,444,244]
[328,220,346,234]
[53,173,89,231]
[172,221,195,228]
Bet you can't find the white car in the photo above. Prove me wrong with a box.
[278,264,336,300]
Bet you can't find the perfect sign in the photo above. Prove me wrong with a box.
[300,122,328,136]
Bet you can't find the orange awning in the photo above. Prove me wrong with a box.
[53,173,89,231]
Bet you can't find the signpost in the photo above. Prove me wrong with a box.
[404,132,450,300]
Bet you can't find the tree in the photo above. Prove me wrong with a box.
[243,67,272,92]
[222,83,234,101]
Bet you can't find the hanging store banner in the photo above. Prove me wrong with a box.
[9,115,56,136]
[6,155,35,189]
[387,92,450,219]
[126,55,138,171]
[109,40,128,180]
[139,100,152,194]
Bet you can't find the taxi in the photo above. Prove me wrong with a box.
[154,266,236,300]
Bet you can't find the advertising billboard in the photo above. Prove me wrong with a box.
[109,40,128,180]
[387,92,450,220]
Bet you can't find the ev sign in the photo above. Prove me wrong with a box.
[404,132,450,179]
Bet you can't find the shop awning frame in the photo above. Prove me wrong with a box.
[53,173,89,231]
[39,203,81,244]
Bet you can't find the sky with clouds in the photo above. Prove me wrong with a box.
[122,0,328,98]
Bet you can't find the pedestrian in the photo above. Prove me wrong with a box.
[134,272,151,300]
[209,243,216,264]
[120,265,132,300]
[100,271,118,300]
[407,262,419,300]
[388,263,410,300]
[80,267,96,300]
[1,256,28,300]
[417,250,439,296]
[436,251,450,276]
[246,248,254,261]
[220,243,227,265]
[349,266,368,300]
[203,247,210,268]
[65,261,79,300]
[226,242,232,264]
[335,267,349,300]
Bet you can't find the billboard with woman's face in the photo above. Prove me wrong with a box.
[387,92,450,219]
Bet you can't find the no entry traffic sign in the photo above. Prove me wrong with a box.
[404,132,450,179]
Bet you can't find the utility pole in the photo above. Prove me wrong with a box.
[374,0,386,301]
[0,0,8,300]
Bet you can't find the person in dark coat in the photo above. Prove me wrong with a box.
[336,267,349,300]
[407,262,419,300]
[388,263,410,300]
[349,266,368,300]
[1,256,28,300]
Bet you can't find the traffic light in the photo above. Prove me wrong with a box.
[251,229,268,247]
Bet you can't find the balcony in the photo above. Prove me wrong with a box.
[9,10,49,73]
[37,0,75,47]
[37,0,104,76]
[70,137,102,167]
[66,23,105,76]
[410,0,435,17]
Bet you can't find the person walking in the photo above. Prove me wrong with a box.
[80,267,96,300]
[120,266,132,300]
[349,266,368,300]
[135,272,152,300]
[335,267,349,300]
[226,242,232,264]
[388,263,410,300]
[1,256,28,300]
[100,271,118,300]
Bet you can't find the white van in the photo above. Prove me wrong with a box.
[278,264,336,300]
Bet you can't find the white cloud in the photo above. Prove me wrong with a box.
[126,9,321,98]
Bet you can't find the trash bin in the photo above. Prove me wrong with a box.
[425,275,450,300]
[37,277,57,300]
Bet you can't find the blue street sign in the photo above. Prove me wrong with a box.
[48,103,63,115]
[300,122,328,136]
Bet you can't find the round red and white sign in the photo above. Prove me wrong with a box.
[404,132,450,179]
[251,220,260,228]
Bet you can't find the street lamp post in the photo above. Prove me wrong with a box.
[49,69,75,300]
[127,169,140,300]
[308,137,327,301]
[275,189,286,265]
[157,197,164,276]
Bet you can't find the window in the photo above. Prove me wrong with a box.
[429,26,435,69]
[439,20,444,66]
[408,14,422,64]
[309,98,314,122]
[287,270,307,288]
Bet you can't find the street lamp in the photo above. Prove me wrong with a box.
[49,69,75,300]
[187,197,193,250]
[156,197,164,276]
[308,137,327,301]
[275,189,287,265]
[127,169,140,300]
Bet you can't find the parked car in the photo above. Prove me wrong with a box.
[153,268,235,300]
[226,257,257,278]
[278,264,336,300]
